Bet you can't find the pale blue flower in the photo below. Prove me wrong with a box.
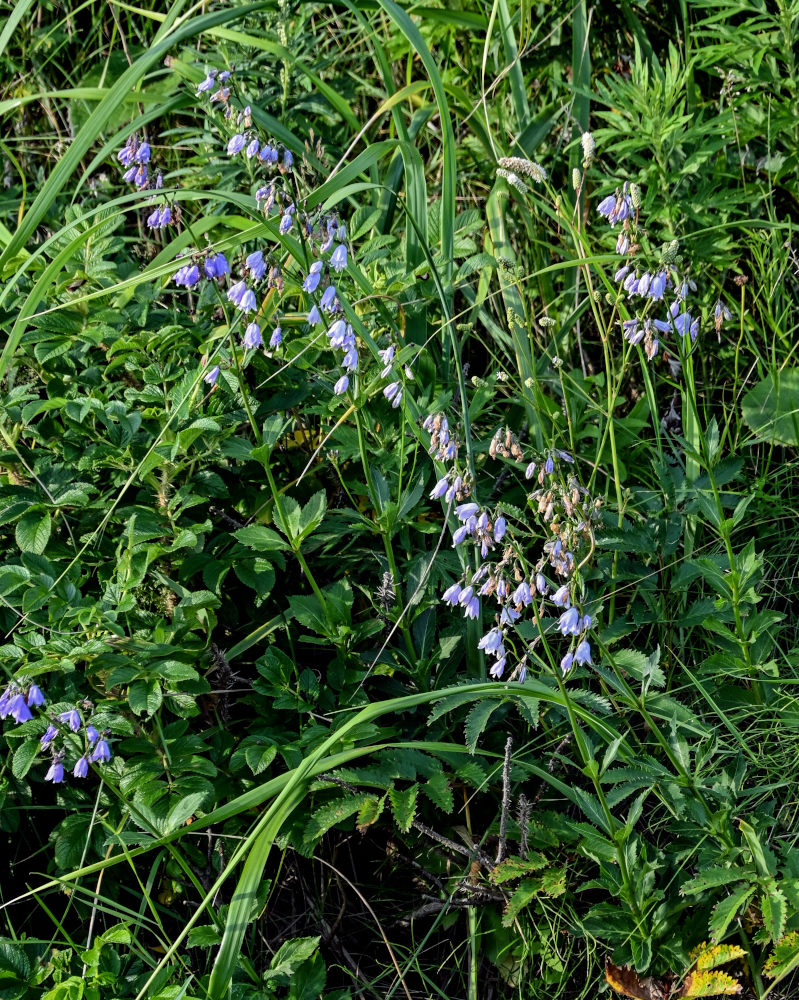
[303,261,324,293]
[73,756,89,779]
[307,305,322,325]
[558,607,580,636]
[86,725,99,745]
[45,761,64,783]
[243,322,262,349]
[58,709,81,732]
[320,285,337,311]
[269,326,282,348]
[456,502,479,521]
[494,516,506,542]
[430,476,449,499]
[452,525,469,546]
[246,250,266,280]
[227,134,247,155]
[26,684,45,707]
[330,244,348,271]
[246,138,260,159]
[560,652,574,675]
[204,365,220,386]
[89,739,111,763]
[333,374,349,395]
[552,584,570,607]
[463,596,479,619]
[9,694,32,724]
[383,382,402,407]
[574,640,592,665]
[442,583,462,606]
[41,724,58,747]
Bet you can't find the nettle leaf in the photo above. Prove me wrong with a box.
[356,795,385,831]
[689,942,746,971]
[763,930,799,980]
[11,739,39,780]
[679,969,742,997]
[760,885,787,943]
[15,511,51,554]
[388,784,419,832]
[422,771,453,813]
[489,853,549,885]
[502,878,540,927]
[709,885,756,943]
[306,795,371,842]
[680,867,751,896]
[464,698,506,753]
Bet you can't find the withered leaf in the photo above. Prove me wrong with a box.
[606,962,668,1000]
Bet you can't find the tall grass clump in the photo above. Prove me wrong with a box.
[1,2,798,999]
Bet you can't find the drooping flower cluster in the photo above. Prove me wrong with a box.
[117,133,155,191]
[0,682,114,782]
[430,419,600,681]
[0,681,45,724]
[597,181,712,360]
[40,707,114,783]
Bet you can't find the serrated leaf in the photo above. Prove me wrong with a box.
[490,853,549,885]
[464,698,504,753]
[678,969,742,997]
[761,886,787,942]
[15,511,51,554]
[502,878,540,927]
[709,886,756,943]
[265,936,320,980]
[356,796,385,831]
[689,942,746,971]
[306,795,370,842]
[763,930,799,980]
[188,925,222,948]
[422,771,453,813]
[680,867,751,896]
[389,784,418,833]
[164,792,206,835]
[12,739,39,780]
[233,525,287,551]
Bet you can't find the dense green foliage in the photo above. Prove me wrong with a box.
[1,1,799,998]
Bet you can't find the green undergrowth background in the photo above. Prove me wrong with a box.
[1,1,799,999]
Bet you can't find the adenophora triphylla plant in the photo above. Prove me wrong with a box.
[429,409,602,683]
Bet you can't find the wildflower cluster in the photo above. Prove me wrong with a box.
[598,181,733,358]
[1,682,114,782]
[430,416,600,681]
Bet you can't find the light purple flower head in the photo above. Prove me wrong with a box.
[58,709,81,732]
[227,134,247,156]
[243,322,262,349]
[330,244,348,271]
[442,582,462,606]
[574,640,592,665]
[41,724,58,747]
[333,374,349,395]
[204,365,220,386]
[246,250,266,280]
[9,694,32,724]
[269,326,282,348]
[27,684,45,707]
[558,607,581,636]
[73,756,89,779]
[89,740,111,764]
[45,761,64,783]
[303,261,324,294]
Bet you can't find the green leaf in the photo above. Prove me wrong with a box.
[297,490,326,542]
[187,926,222,948]
[761,886,787,943]
[464,698,505,753]
[489,853,549,884]
[15,512,51,554]
[502,878,540,927]
[233,525,287,551]
[680,867,751,896]
[741,369,799,446]
[164,793,207,836]
[388,784,419,832]
[709,885,756,943]
[11,739,39,780]
[265,937,320,981]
